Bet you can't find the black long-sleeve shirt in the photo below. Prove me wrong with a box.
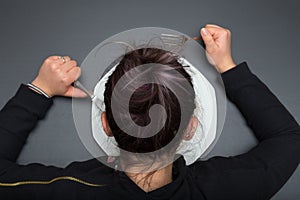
[0,62,299,200]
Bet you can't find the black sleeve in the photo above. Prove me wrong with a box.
[0,85,85,198]
[0,84,53,164]
[191,62,300,200]
[0,85,69,178]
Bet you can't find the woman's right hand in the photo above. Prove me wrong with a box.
[31,56,86,98]
[200,24,236,73]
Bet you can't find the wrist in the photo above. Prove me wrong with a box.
[29,80,53,98]
[216,58,236,73]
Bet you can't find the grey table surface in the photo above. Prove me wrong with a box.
[0,0,299,199]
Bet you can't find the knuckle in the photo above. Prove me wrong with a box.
[224,29,231,35]
[50,63,59,70]
[70,60,77,66]
[44,57,52,63]
[64,56,71,61]
[49,64,57,71]
[47,56,55,60]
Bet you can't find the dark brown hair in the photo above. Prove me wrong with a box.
[104,48,196,155]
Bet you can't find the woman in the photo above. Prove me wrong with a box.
[0,24,299,199]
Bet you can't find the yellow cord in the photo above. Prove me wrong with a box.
[0,176,106,187]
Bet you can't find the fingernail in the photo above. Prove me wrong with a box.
[201,28,208,36]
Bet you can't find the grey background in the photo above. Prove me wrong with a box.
[0,0,299,199]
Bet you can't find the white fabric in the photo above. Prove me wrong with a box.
[91,57,217,165]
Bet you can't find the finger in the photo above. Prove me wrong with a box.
[62,56,71,62]
[200,28,216,50]
[54,57,65,65]
[205,24,223,29]
[65,67,81,84]
[53,55,72,64]
[64,87,87,98]
[206,26,230,38]
[47,56,61,60]
[204,26,224,37]
[61,60,78,72]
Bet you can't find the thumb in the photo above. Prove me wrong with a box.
[64,86,88,98]
[200,28,216,53]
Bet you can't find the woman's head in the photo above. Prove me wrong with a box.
[102,48,196,157]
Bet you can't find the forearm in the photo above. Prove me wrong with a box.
[0,84,52,164]
[221,62,300,198]
[221,62,299,140]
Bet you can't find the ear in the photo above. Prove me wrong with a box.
[101,112,113,137]
[183,116,198,141]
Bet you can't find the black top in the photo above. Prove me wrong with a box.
[0,62,299,200]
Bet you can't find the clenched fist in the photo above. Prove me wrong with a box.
[31,56,86,98]
[200,24,236,73]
